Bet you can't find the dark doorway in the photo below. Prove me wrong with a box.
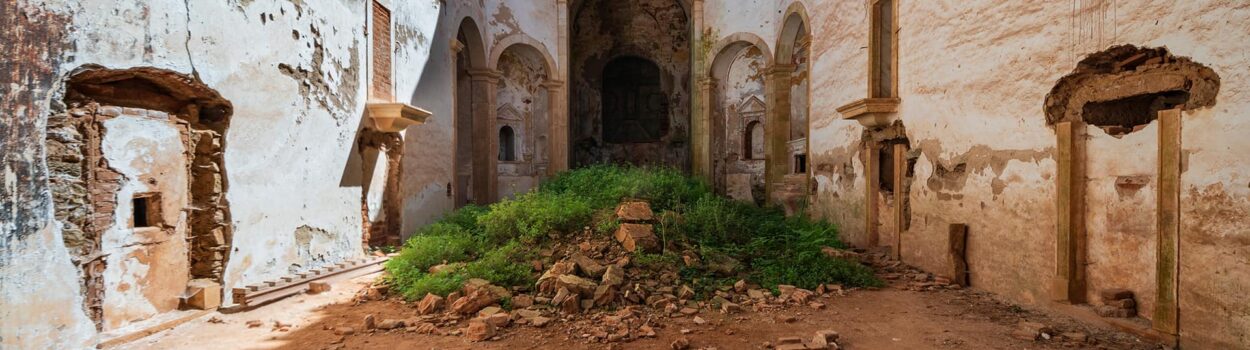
[602,56,669,144]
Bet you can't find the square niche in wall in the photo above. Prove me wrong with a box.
[131,193,162,229]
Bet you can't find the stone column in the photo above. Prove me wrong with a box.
[556,0,571,172]
[469,69,501,204]
[694,77,716,181]
[544,80,568,175]
[690,0,710,179]
[764,64,796,205]
[449,39,466,205]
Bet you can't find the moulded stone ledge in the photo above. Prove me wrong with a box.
[836,98,901,128]
[366,102,431,132]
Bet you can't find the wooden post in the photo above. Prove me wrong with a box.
[893,143,906,260]
[949,223,969,287]
[1053,121,1084,302]
[864,140,879,247]
[1154,109,1181,335]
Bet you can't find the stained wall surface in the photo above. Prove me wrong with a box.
[701,1,1249,348]
[1,0,439,347]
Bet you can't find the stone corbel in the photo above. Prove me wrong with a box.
[836,97,901,128]
[366,102,431,132]
[468,69,502,83]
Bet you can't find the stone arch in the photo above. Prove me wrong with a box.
[492,42,553,199]
[49,65,233,331]
[453,16,490,208]
[776,1,811,63]
[456,16,488,69]
[490,35,557,77]
[708,33,773,79]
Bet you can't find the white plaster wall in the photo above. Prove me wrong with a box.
[3,0,442,346]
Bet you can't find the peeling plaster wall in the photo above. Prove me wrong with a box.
[704,0,1250,347]
[772,1,1250,347]
[2,0,441,347]
[720,47,768,202]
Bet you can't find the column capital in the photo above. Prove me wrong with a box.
[450,39,465,54]
[697,77,717,87]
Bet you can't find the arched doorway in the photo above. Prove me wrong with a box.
[708,36,772,204]
[453,17,489,207]
[771,5,813,213]
[601,56,669,149]
[492,41,554,199]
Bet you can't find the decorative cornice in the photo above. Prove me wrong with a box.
[766,64,797,75]
[836,98,901,128]
[366,102,431,132]
[467,69,501,81]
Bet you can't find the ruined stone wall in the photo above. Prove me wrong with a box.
[1,0,440,347]
[570,0,691,169]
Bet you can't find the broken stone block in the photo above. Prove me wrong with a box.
[333,326,355,335]
[614,223,659,253]
[616,201,654,222]
[721,302,742,313]
[554,274,599,298]
[678,285,695,300]
[464,318,496,342]
[593,285,616,306]
[1061,332,1088,343]
[670,337,691,350]
[570,253,606,278]
[417,293,445,315]
[536,260,577,294]
[362,314,376,330]
[815,330,840,343]
[185,279,221,310]
[376,319,405,330]
[511,294,534,308]
[450,289,498,315]
[462,278,492,294]
[733,279,747,292]
[601,265,625,287]
[483,313,511,328]
[307,281,331,294]
[477,306,504,318]
[790,288,815,304]
[531,316,553,327]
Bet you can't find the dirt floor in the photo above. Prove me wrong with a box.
[119,270,1166,350]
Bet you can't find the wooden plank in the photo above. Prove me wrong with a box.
[1053,121,1078,302]
[864,140,880,247]
[1154,108,1181,335]
[948,223,969,287]
[893,143,906,260]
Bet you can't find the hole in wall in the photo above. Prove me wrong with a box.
[1082,90,1189,136]
[794,154,808,174]
[131,194,161,228]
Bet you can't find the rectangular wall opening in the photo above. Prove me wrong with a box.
[132,194,161,228]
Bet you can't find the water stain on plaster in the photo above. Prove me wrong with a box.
[917,140,1052,200]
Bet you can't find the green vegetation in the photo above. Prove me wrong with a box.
[385,165,879,300]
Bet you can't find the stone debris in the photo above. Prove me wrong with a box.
[1097,288,1137,318]
[307,281,331,294]
[670,337,691,350]
[1012,321,1054,341]
[464,318,496,342]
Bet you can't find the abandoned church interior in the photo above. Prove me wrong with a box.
[2,0,1248,349]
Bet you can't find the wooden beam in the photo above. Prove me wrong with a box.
[864,140,879,247]
[893,143,906,260]
[1053,121,1082,302]
[1154,108,1181,335]
[949,223,969,286]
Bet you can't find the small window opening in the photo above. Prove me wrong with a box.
[745,121,765,160]
[1082,90,1189,136]
[794,154,808,174]
[132,194,160,228]
[498,126,516,161]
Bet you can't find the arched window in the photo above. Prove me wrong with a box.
[498,126,516,161]
[745,121,764,160]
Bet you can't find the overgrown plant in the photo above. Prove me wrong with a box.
[385,165,878,301]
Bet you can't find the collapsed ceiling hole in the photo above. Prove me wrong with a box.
[1082,90,1189,136]
[1044,45,1220,137]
